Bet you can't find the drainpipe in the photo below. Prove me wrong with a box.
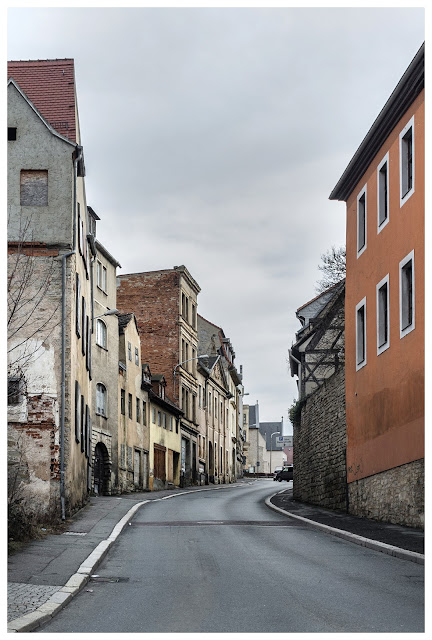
[60,250,74,520]
[60,145,82,520]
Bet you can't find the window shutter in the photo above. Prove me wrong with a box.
[87,410,91,459]
[82,298,86,355]
[85,405,90,458]
[77,206,82,255]
[75,381,81,442]
[88,322,92,379]
[81,395,85,452]
[85,316,90,371]
[76,274,81,337]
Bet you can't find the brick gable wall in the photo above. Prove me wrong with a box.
[116,271,180,401]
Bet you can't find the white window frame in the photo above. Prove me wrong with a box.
[96,261,102,289]
[399,115,415,207]
[102,265,107,292]
[376,274,390,355]
[96,319,107,349]
[357,184,367,258]
[377,152,389,233]
[96,383,107,417]
[399,250,415,339]
[355,297,367,371]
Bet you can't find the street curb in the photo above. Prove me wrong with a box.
[7,500,149,633]
[265,494,424,565]
[8,483,248,632]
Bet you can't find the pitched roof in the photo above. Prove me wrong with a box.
[296,279,345,314]
[329,43,424,202]
[7,59,77,143]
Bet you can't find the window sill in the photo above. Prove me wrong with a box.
[400,187,414,208]
[95,412,107,419]
[377,343,390,356]
[400,324,415,339]
[355,360,367,372]
[96,344,108,351]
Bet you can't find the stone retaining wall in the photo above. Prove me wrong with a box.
[348,459,424,528]
[293,368,347,511]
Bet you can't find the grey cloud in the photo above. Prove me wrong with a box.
[8,7,424,422]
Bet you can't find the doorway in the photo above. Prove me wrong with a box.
[94,442,110,495]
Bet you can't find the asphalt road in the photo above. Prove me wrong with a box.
[38,481,424,633]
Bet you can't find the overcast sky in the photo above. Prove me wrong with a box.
[7,6,425,430]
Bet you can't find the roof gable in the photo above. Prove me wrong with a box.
[8,78,75,148]
[8,59,78,143]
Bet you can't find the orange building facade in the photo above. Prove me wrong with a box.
[330,44,424,528]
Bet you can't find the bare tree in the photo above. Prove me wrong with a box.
[315,245,346,293]
[7,212,60,402]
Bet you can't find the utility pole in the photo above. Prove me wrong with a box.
[256,400,259,476]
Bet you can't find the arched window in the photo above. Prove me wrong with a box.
[96,319,107,348]
[96,383,107,417]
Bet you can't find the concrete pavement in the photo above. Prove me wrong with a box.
[7,479,424,632]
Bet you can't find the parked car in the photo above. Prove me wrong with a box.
[275,465,293,482]
[273,466,283,480]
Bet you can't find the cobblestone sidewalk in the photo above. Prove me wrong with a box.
[8,583,61,622]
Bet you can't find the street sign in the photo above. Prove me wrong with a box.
[276,436,293,447]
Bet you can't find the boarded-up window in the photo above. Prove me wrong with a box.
[20,170,48,206]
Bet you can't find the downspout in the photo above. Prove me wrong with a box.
[60,145,82,520]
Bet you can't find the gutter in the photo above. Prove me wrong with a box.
[60,145,82,520]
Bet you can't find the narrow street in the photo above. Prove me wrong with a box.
[38,481,424,633]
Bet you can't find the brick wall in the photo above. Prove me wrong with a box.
[293,368,347,511]
[117,271,180,400]
[348,459,424,528]
[8,394,60,518]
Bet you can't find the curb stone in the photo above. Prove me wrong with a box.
[7,500,147,633]
[265,494,424,565]
[8,484,248,632]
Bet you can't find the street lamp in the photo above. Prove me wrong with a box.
[173,354,209,376]
[94,308,119,320]
[270,431,280,475]
[173,355,209,397]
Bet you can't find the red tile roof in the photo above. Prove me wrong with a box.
[8,59,77,143]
